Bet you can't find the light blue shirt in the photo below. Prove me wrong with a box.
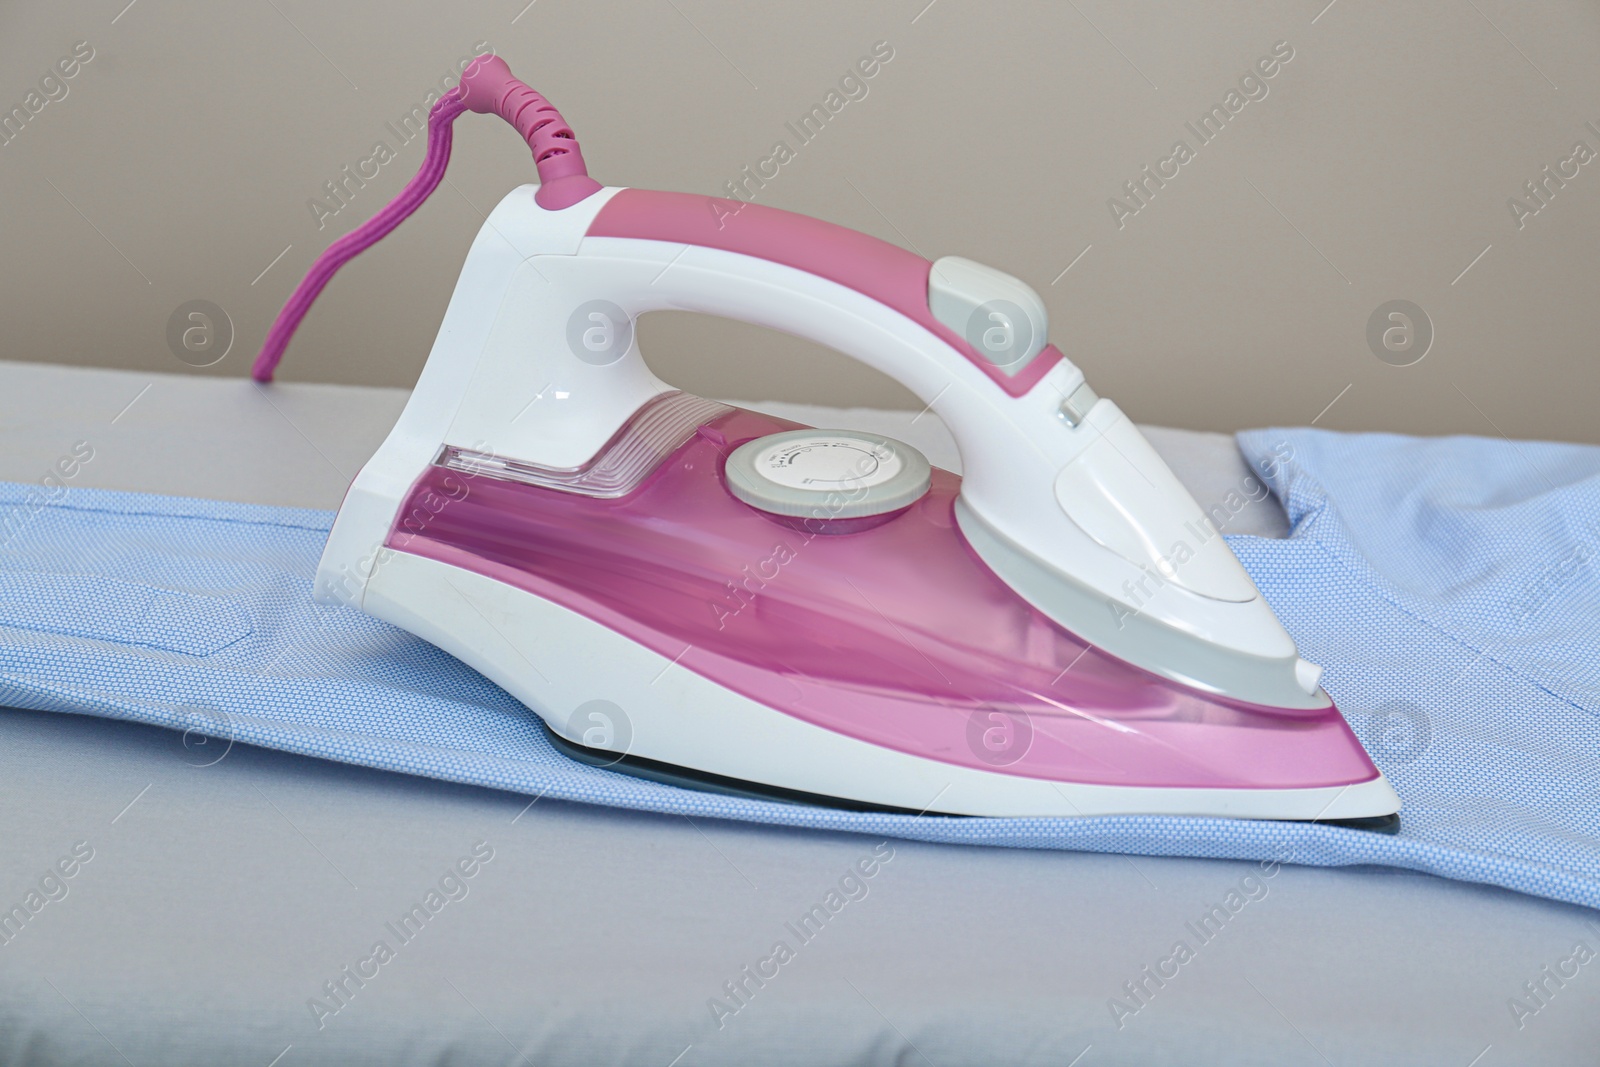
[0,425,1595,907]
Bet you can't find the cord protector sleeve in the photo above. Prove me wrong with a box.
[251,56,598,383]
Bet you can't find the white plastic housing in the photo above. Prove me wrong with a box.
[316,184,1320,710]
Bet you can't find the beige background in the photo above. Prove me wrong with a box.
[2,0,1597,441]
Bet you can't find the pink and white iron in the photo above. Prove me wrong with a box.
[255,56,1399,826]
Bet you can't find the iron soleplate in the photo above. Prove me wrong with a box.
[541,722,1400,833]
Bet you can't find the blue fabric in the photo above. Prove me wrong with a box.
[0,427,1595,908]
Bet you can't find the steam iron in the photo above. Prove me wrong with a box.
[254,56,1399,827]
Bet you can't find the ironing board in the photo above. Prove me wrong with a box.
[0,360,1593,1066]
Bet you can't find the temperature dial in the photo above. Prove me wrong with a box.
[724,429,932,521]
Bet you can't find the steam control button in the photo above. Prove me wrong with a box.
[928,256,1049,375]
[1057,382,1099,427]
[725,430,931,520]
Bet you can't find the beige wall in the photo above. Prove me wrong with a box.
[3,0,1598,441]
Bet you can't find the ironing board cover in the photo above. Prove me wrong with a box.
[0,427,1595,908]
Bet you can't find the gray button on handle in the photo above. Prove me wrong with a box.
[928,256,1050,375]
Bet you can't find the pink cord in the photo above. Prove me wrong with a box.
[251,55,599,383]
[250,93,467,382]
